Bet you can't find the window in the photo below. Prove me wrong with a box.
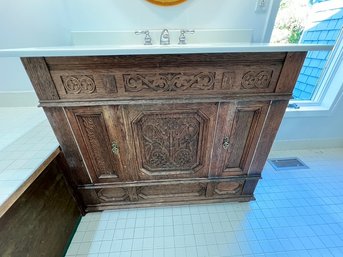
[271,0,343,115]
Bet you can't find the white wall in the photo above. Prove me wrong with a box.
[0,0,70,92]
[275,74,343,149]
[2,0,342,149]
[275,97,343,149]
[0,0,279,92]
[0,1,70,49]
[64,0,277,43]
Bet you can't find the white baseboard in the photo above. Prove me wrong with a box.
[272,138,343,151]
[0,91,38,107]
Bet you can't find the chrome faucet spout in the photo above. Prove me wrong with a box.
[160,29,170,45]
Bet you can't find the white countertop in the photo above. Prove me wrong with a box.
[0,43,334,57]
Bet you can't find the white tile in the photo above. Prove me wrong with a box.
[99,241,113,253]
[64,148,343,257]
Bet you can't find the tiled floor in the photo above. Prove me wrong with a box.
[65,148,343,257]
[0,107,59,205]
[0,107,47,151]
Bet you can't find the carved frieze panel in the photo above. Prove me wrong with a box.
[214,182,242,195]
[241,71,273,89]
[138,183,207,200]
[52,72,118,99]
[221,72,235,89]
[123,72,216,92]
[134,112,206,174]
[97,188,128,202]
[61,75,97,94]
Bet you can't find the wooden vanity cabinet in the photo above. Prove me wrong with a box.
[22,52,306,211]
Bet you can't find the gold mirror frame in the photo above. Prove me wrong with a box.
[146,0,187,7]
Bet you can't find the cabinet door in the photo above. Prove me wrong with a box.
[210,101,270,177]
[65,106,130,184]
[123,103,218,180]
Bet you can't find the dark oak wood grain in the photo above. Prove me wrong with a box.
[45,53,287,70]
[21,57,60,100]
[65,105,131,183]
[0,153,81,257]
[248,100,290,175]
[44,107,92,185]
[23,52,307,210]
[275,52,307,93]
[123,103,218,180]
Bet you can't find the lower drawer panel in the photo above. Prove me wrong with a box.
[78,178,253,211]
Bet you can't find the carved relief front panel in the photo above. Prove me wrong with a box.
[210,101,270,177]
[65,106,126,183]
[124,104,218,180]
[123,72,215,92]
[136,113,202,172]
[50,71,118,99]
[241,71,273,89]
[220,67,281,93]
[61,75,97,94]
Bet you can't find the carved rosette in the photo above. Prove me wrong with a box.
[215,182,242,195]
[136,113,204,173]
[62,75,96,94]
[97,188,128,202]
[241,71,273,89]
[123,72,215,92]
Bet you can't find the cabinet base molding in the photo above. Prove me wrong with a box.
[78,175,261,189]
[84,195,255,212]
[78,177,259,211]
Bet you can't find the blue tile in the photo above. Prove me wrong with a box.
[327,19,338,29]
[336,19,343,29]
[319,31,329,40]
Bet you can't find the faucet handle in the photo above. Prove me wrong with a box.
[135,30,152,45]
[178,29,195,45]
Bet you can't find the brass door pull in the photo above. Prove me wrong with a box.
[111,141,119,155]
[223,137,230,150]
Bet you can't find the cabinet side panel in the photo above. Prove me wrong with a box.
[274,52,307,93]
[248,100,289,175]
[21,57,60,100]
[44,107,92,184]
[0,155,81,257]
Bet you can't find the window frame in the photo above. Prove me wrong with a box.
[286,30,343,118]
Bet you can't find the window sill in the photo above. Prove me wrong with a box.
[285,104,333,118]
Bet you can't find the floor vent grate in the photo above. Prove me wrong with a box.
[268,157,309,171]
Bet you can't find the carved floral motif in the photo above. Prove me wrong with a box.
[137,113,203,172]
[123,72,215,92]
[241,71,273,89]
[62,75,96,94]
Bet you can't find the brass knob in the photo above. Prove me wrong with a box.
[111,141,119,155]
[222,137,230,150]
